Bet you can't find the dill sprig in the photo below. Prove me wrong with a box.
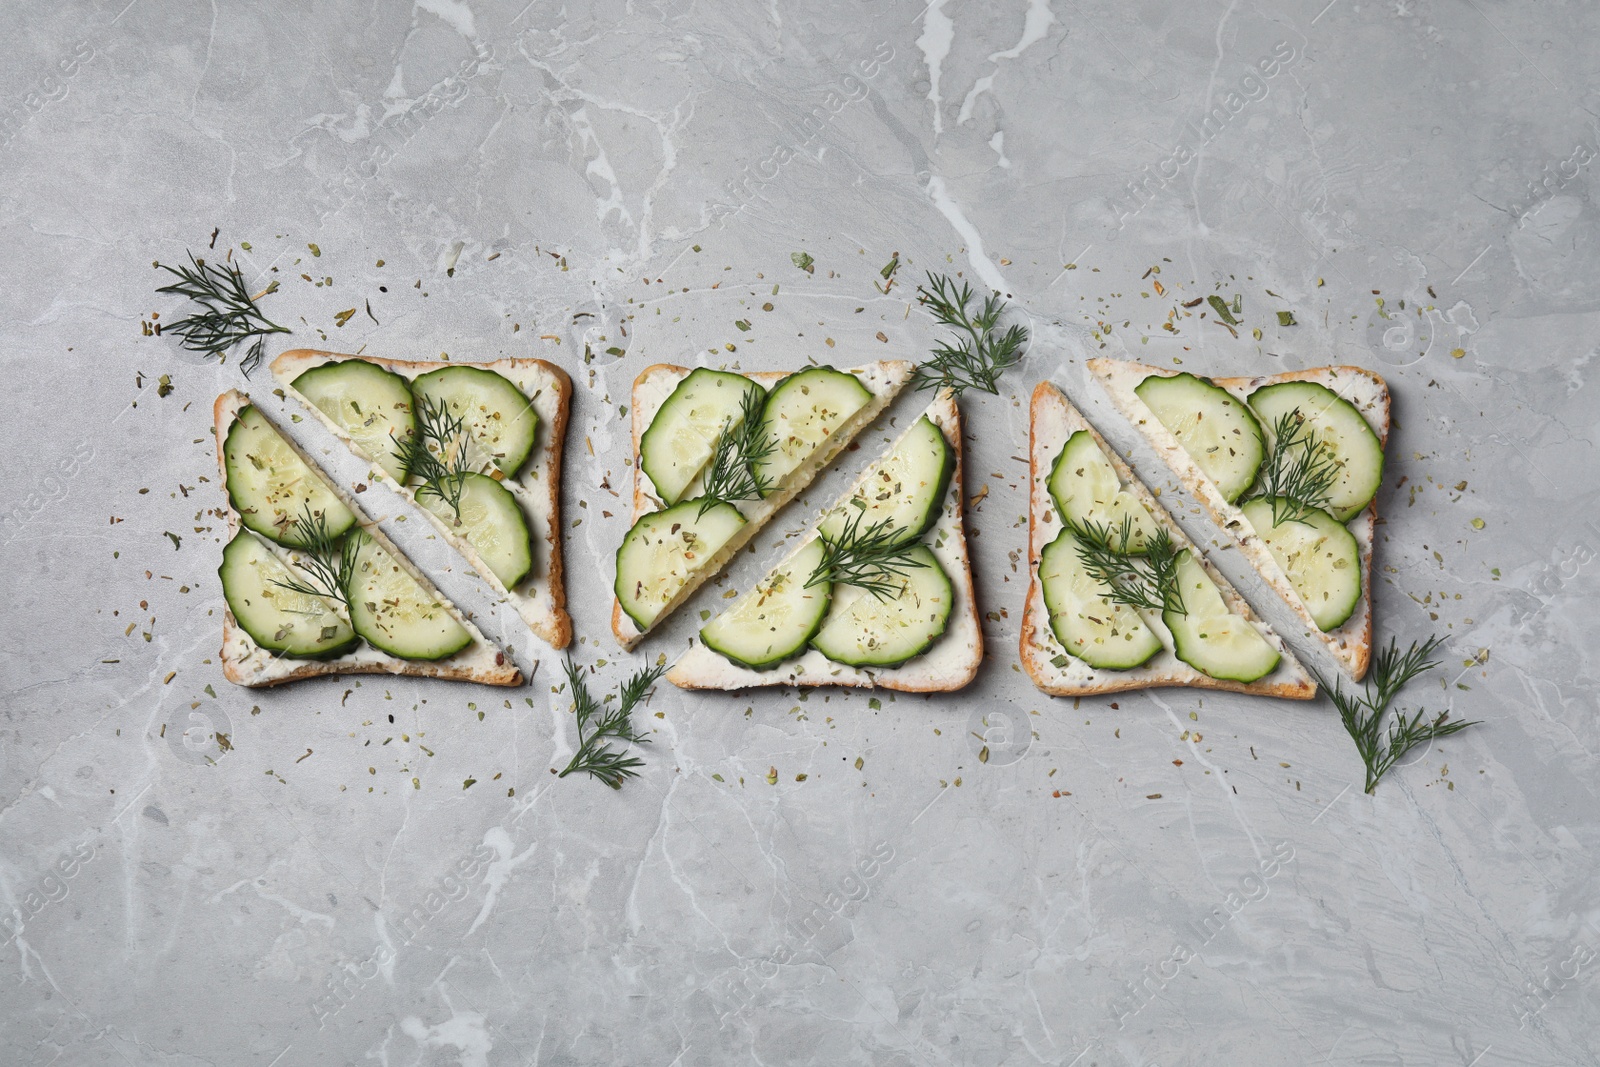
[270,503,358,611]
[1253,410,1340,524]
[913,272,1028,396]
[1314,635,1481,795]
[557,657,668,789]
[393,395,473,518]
[697,386,776,516]
[1067,516,1187,616]
[806,507,928,600]
[155,251,289,376]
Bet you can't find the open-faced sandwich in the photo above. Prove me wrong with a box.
[668,388,980,692]
[271,350,571,650]
[214,390,521,688]
[1089,359,1388,679]
[611,360,914,650]
[1020,382,1315,699]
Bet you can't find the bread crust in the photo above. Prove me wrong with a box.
[214,390,522,688]
[1089,359,1387,679]
[270,349,572,651]
[1019,382,1316,699]
[665,389,982,693]
[612,360,914,650]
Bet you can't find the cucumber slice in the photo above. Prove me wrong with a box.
[817,416,953,543]
[291,360,416,482]
[1248,381,1384,521]
[344,531,472,661]
[1240,498,1362,630]
[1135,372,1265,503]
[614,499,746,629]
[220,532,359,659]
[750,367,873,491]
[809,545,952,668]
[224,404,356,547]
[1162,551,1280,682]
[640,369,765,506]
[1047,430,1159,553]
[411,366,539,476]
[701,539,832,670]
[1037,529,1162,670]
[414,472,534,590]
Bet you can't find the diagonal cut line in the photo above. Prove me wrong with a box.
[1048,243,1095,291]
[1451,244,1494,286]
[1462,0,1561,92]
[908,779,951,826]
[1311,782,1353,823]
[110,783,153,824]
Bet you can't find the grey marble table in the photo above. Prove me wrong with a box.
[2,1,1597,1064]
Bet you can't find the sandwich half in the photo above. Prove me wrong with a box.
[271,350,571,650]
[668,388,980,692]
[612,360,914,650]
[1020,382,1315,699]
[1089,358,1387,679]
[214,391,521,688]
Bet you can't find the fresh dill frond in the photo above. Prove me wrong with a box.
[1067,516,1187,616]
[697,386,776,516]
[1142,528,1186,617]
[1253,410,1340,524]
[557,657,668,789]
[1068,515,1146,599]
[155,251,289,376]
[1314,635,1481,795]
[913,272,1028,396]
[269,503,358,611]
[806,507,928,600]
[393,395,473,518]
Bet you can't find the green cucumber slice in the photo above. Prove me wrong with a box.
[1247,381,1384,521]
[220,531,359,659]
[411,366,539,476]
[1240,498,1362,630]
[1037,529,1163,670]
[1162,551,1280,682]
[1047,430,1159,553]
[1135,372,1265,503]
[414,472,534,590]
[818,416,953,543]
[750,367,873,491]
[344,531,472,661]
[614,499,746,630]
[640,369,764,506]
[701,539,832,670]
[808,545,952,668]
[291,361,416,482]
[224,404,356,547]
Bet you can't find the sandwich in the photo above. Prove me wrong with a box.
[214,390,521,688]
[1020,381,1315,699]
[668,388,980,692]
[1089,359,1388,679]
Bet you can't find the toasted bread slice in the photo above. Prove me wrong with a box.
[270,350,571,651]
[1089,359,1387,679]
[667,389,980,692]
[214,391,521,688]
[612,361,914,650]
[1020,382,1315,699]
